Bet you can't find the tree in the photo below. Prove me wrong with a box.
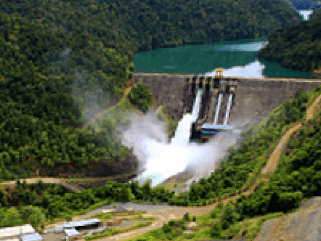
[210,222,223,238]
[183,212,190,221]
[128,82,152,113]
[0,207,24,228]
[19,206,46,228]
[64,214,72,222]
[221,203,239,229]
[121,187,135,202]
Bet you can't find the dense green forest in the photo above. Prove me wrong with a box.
[0,0,302,182]
[0,13,137,181]
[258,13,321,73]
[0,0,302,52]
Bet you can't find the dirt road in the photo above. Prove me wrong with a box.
[93,93,321,241]
[3,91,321,241]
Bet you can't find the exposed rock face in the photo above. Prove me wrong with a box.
[253,197,321,241]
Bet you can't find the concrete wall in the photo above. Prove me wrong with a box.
[133,73,321,125]
[229,78,321,126]
[133,73,189,120]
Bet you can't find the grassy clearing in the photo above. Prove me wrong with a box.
[127,209,285,241]
[95,98,136,126]
[157,182,185,191]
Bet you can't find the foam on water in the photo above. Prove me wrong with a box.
[135,89,203,186]
[205,59,266,78]
[121,78,240,188]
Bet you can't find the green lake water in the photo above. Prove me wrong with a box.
[134,37,320,79]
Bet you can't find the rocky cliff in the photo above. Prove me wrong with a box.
[254,196,321,241]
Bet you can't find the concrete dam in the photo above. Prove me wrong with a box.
[133,72,321,139]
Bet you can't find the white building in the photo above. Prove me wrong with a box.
[0,225,42,241]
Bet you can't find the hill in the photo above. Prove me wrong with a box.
[257,14,321,75]
[1,77,321,241]
[0,0,302,182]
[0,0,302,52]
[0,13,139,181]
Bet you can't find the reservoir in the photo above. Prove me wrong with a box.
[134,37,319,79]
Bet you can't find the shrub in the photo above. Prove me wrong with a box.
[210,222,223,238]
[128,82,152,113]
[184,212,190,221]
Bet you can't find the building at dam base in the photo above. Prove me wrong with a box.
[133,72,321,141]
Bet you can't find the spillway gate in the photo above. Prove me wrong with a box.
[185,75,238,135]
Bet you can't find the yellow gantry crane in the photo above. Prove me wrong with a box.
[215,68,223,78]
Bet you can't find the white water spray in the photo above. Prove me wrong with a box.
[121,88,240,188]
[223,93,233,125]
[134,88,203,186]
[213,93,223,125]
[171,89,203,146]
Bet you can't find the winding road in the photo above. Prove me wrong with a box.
[2,91,321,241]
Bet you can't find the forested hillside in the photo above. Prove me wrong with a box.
[0,0,302,182]
[257,14,321,74]
[0,13,137,181]
[1,83,321,240]
[1,0,302,52]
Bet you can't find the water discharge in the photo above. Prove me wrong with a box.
[133,89,203,186]
[223,93,233,125]
[171,89,203,146]
[121,86,240,188]
[213,93,223,125]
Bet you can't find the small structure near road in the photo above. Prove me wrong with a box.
[105,219,123,226]
[51,219,101,241]
[61,219,101,231]
[64,228,82,241]
[101,206,134,214]
[101,208,117,214]
[186,222,198,228]
[20,233,43,241]
[0,224,43,241]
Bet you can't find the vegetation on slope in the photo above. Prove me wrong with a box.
[0,0,303,182]
[168,89,309,206]
[128,82,153,113]
[126,86,321,241]
[0,0,317,234]
[258,14,321,74]
[0,13,137,181]
[0,0,302,53]
[1,86,318,233]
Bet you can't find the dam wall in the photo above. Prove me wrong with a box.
[229,78,321,126]
[133,73,188,120]
[133,73,321,125]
